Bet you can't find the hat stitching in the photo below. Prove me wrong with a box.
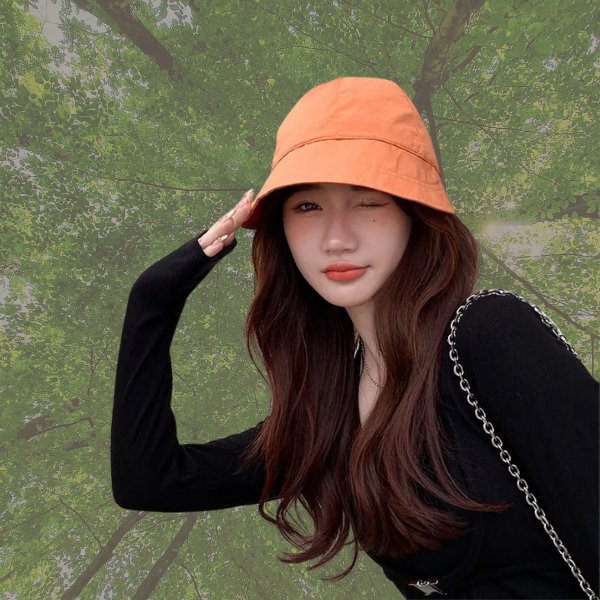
[365,162,443,188]
[273,135,441,175]
[262,161,445,198]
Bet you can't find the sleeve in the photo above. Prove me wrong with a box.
[453,293,599,592]
[111,231,279,512]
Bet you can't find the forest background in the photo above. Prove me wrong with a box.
[1,0,599,598]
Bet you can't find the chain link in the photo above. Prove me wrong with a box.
[446,288,598,600]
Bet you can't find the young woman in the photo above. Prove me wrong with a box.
[111,77,599,599]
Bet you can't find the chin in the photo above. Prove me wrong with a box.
[317,290,375,308]
[303,273,379,307]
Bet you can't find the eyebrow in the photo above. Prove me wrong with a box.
[290,183,375,193]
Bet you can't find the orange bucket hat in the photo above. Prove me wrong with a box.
[241,76,455,230]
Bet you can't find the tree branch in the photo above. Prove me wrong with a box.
[239,0,378,71]
[70,0,179,79]
[339,0,431,39]
[0,502,62,537]
[132,513,198,599]
[16,416,94,440]
[177,558,203,599]
[411,0,486,183]
[62,510,146,600]
[479,241,600,340]
[58,495,103,548]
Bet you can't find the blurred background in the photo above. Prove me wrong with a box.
[1,0,598,597]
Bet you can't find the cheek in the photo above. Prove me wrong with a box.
[386,217,412,262]
[284,223,311,268]
[282,217,298,249]
[395,224,411,256]
[283,219,300,249]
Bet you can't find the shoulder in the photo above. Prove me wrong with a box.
[452,291,551,353]
[447,290,595,395]
[458,290,537,330]
[447,290,581,386]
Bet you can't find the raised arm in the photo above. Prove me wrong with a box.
[111,190,279,512]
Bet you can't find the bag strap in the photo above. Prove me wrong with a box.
[445,288,598,600]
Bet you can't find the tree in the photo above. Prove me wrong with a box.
[1,0,598,597]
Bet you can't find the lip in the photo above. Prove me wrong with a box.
[323,262,366,273]
[324,267,367,281]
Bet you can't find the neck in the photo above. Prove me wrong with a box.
[347,302,385,378]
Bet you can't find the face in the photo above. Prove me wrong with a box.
[281,182,412,310]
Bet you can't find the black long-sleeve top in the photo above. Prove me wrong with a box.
[111,231,599,599]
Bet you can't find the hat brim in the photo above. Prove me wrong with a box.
[240,138,454,229]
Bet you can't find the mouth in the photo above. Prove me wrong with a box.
[323,264,366,273]
[324,267,367,281]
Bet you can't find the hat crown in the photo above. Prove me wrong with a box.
[272,77,440,174]
[241,76,455,229]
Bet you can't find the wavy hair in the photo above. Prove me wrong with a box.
[237,186,511,581]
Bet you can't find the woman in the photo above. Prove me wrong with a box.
[111,77,599,599]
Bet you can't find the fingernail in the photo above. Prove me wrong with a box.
[245,188,254,202]
[218,233,229,241]
[226,208,236,218]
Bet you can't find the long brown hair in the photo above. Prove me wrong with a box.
[237,186,511,580]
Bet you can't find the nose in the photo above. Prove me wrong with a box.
[321,212,359,254]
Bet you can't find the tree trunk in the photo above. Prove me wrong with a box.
[70,0,177,78]
[62,510,146,600]
[412,0,486,183]
[133,513,198,600]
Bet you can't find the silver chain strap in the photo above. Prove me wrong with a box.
[444,288,598,600]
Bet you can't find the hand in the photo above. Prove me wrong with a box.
[198,189,257,258]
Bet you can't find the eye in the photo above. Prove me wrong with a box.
[293,200,387,213]
[292,201,386,212]
[294,201,319,212]
[358,202,385,208]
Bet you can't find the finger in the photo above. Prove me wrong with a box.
[202,206,243,245]
[221,189,253,218]
[235,188,255,216]
[226,195,256,226]
[200,190,255,249]
[201,232,232,258]
[199,222,231,249]
[215,194,255,235]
